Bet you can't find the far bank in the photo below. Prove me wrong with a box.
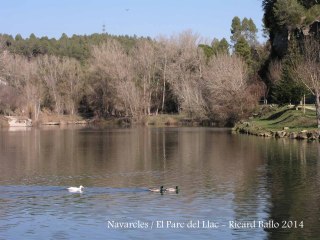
[0,113,220,128]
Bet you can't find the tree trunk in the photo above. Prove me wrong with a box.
[143,78,146,115]
[316,91,320,129]
[303,94,305,115]
[161,56,167,112]
[71,103,75,115]
[34,99,40,121]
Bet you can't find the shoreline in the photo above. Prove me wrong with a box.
[232,123,320,141]
[0,114,219,128]
[232,105,319,141]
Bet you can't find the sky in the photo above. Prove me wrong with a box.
[0,0,265,43]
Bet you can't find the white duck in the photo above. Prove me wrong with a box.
[149,186,164,193]
[67,185,84,193]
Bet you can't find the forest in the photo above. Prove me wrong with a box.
[0,0,319,126]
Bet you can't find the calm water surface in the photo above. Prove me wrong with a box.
[0,127,319,239]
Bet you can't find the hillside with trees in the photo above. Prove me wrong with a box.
[0,28,264,126]
[0,0,319,127]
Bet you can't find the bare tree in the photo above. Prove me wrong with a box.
[294,37,320,128]
[26,61,43,120]
[202,53,255,123]
[37,55,64,114]
[0,36,6,75]
[116,76,141,117]
[268,59,282,84]
[155,36,183,113]
[36,55,84,115]
[165,31,207,118]
[89,41,119,116]
[59,57,83,115]
[1,53,43,119]
[113,49,140,118]
[132,39,159,115]
[266,59,283,104]
[89,40,140,117]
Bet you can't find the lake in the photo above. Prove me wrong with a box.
[0,127,319,239]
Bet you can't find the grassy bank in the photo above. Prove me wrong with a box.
[233,105,319,140]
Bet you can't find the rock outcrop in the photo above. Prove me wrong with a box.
[273,19,320,58]
[233,123,320,141]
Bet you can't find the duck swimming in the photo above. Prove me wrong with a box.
[149,186,164,193]
[165,186,179,193]
[67,185,84,193]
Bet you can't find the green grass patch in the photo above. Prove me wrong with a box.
[144,114,187,126]
[250,106,317,132]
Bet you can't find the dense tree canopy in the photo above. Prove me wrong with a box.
[231,16,258,46]
[263,0,320,38]
[0,33,145,62]
[199,38,230,60]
